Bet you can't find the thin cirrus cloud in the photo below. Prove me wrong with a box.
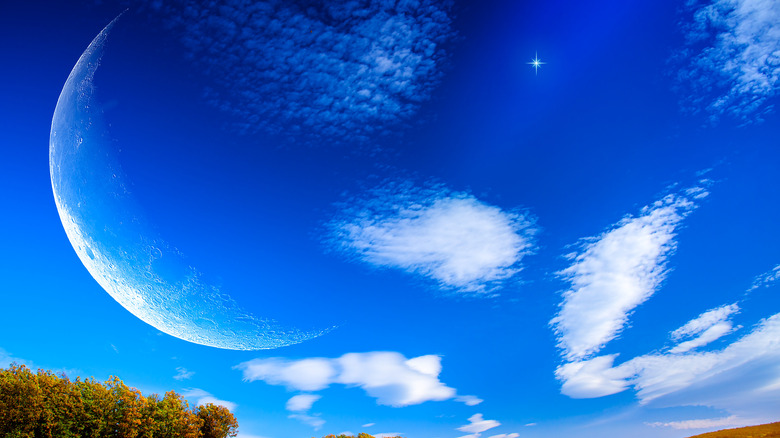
[551,188,705,362]
[555,264,780,423]
[646,415,758,430]
[131,0,455,144]
[675,0,780,123]
[234,351,479,408]
[747,264,780,291]
[668,303,740,354]
[286,394,324,429]
[173,366,195,381]
[325,180,537,294]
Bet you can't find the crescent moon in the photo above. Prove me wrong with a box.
[49,14,328,350]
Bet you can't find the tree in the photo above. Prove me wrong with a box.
[0,364,239,438]
[196,403,239,438]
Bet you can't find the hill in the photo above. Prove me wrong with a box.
[687,422,780,438]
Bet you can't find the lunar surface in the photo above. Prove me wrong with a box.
[49,15,326,350]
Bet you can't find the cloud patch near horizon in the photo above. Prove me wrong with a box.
[646,415,758,430]
[131,0,455,144]
[555,264,780,422]
[675,0,780,123]
[235,351,479,408]
[325,181,536,294]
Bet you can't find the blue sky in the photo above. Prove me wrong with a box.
[1,0,779,437]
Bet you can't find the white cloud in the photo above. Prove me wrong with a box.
[173,366,195,381]
[181,388,237,411]
[669,303,740,354]
[236,357,336,392]
[236,352,466,407]
[326,181,536,294]
[556,355,631,399]
[286,394,321,412]
[646,415,755,430]
[457,414,501,436]
[671,303,740,340]
[288,413,325,430]
[551,192,700,361]
[487,434,519,438]
[374,433,404,438]
[362,423,375,428]
[456,395,484,406]
[676,0,780,122]
[556,311,780,420]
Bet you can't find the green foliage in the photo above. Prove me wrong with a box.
[0,364,238,438]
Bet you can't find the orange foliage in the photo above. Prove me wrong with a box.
[0,364,238,438]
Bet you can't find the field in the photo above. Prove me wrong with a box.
[687,422,780,438]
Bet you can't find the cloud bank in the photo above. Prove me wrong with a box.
[555,264,780,422]
[235,351,478,408]
[132,0,454,144]
[551,191,701,361]
[675,0,780,123]
[325,181,536,294]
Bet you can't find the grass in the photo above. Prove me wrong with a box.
[687,422,780,438]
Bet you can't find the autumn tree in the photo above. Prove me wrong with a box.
[0,364,238,438]
[196,403,239,438]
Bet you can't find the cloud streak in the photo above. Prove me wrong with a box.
[132,0,455,144]
[235,351,478,407]
[646,415,757,430]
[675,0,780,123]
[551,190,701,361]
[325,180,536,294]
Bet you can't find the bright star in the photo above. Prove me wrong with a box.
[528,52,545,75]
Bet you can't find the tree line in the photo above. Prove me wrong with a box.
[0,364,237,438]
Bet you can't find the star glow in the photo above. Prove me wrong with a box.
[528,52,545,75]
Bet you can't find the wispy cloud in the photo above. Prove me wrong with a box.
[131,0,454,144]
[646,415,756,430]
[325,180,536,294]
[286,394,321,412]
[288,413,325,430]
[674,0,780,123]
[748,264,780,291]
[456,395,484,406]
[487,434,519,438]
[457,414,501,438]
[551,189,702,361]
[0,348,30,369]
[181,388,237,411]
[669,303,740,354]
[236,351,478,407]
[173,366,195,381]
